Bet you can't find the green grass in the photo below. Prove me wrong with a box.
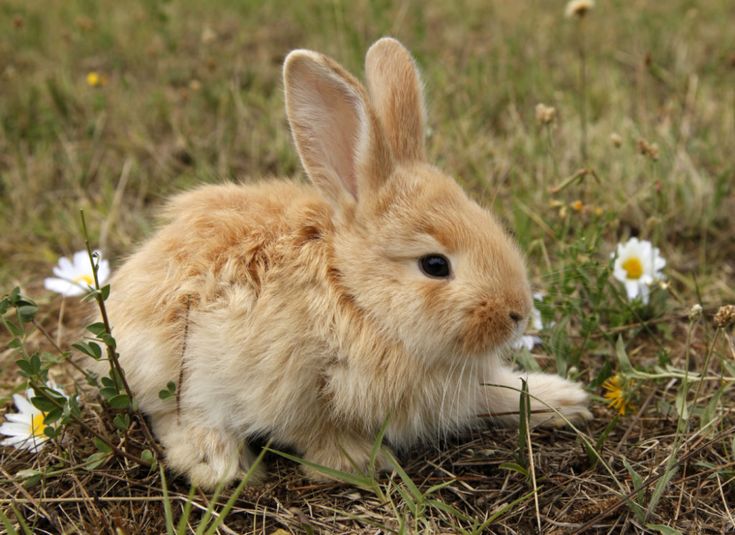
[1,0,734,533]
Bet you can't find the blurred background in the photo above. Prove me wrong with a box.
[1,0,733,302]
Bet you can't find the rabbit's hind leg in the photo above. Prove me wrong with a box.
[301,428,394,481]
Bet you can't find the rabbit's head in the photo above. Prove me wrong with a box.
[284,38,532,363]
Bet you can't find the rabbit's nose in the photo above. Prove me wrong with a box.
[509,311,524,323]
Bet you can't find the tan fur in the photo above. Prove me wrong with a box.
[101,38,591,489]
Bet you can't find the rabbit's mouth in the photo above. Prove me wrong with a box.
[458,297,529,356]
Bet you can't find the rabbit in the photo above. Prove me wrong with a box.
[100,37,591,489]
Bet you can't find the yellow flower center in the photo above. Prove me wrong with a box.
[622,257,644,280]
[31,413,47,438]
[73,274,94,286]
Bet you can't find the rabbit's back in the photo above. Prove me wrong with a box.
[104,180,333,415]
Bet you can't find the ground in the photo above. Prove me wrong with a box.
[1,0,734,533]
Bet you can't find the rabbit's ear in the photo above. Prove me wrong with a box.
[284,50,393,210]
[365,38,427,162]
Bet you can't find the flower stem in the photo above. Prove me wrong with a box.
[578,17,589,163]
[79,210,163,458]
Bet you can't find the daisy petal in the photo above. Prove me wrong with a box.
[4,413,33,424]
[56,256,74,275]
[0,422,32,436]
[97,260,111,285]
[73,250,91,270]
[624,281,640,300]
[44,277,85,297]
[12,393,37,415]
[1,435,29,446]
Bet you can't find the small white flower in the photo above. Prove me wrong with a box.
[513,334,542,352]
[0,383,66,453]
[513,293,545,351]
[612,238,666,304]
[44,250,110,297]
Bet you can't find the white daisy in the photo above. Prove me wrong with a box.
[44,250,110,297]
[612,237,666,304]
[512,293,544,351]
[0,383,66,453]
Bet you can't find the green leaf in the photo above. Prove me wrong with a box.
[622,458,646,521]
[424,479,456,496]
[21,474,41,489]
[30,396,57,412]
[86,322,107,336]
[72,341,102,360]
[93,437,113,453]
[43,407,63,425]
[160,465,175,535]
[175,485,197,535]
[141,449,156,466]
[100,284,111,301]
[384,449,422,503]
[84,451,111,471]
[99,333,117,349]
[615,336,633,373]
[517,378,530,468]
[108,394,131,409]
[646,524,684,535]
[674,386,689,421]
[100,386,118,400]
[16,469,42,482]
[700,388,725,431]
[17,305,38,322]
[80,291,98,303]
[499,462,529,478]
[113,413,130,431]
[16,359,34,376]
[30,353,41,373]
[67,395,82,418]
[472,489,536,532]
[426,498,470,522]
[5,320,24,337]
[267,448,374,489]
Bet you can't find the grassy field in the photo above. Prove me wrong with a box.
[1,0,734,533]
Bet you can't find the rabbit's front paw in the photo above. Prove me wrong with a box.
[526,373,592,427]
[156,417,262,489]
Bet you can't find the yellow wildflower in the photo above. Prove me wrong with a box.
[602,375,633,415]
[86,71,107,88]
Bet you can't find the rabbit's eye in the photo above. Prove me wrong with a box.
[419,254,451,279]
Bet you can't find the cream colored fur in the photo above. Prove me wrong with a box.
[100,38,591,489]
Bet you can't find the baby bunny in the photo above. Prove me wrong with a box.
[102,37,591,488]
